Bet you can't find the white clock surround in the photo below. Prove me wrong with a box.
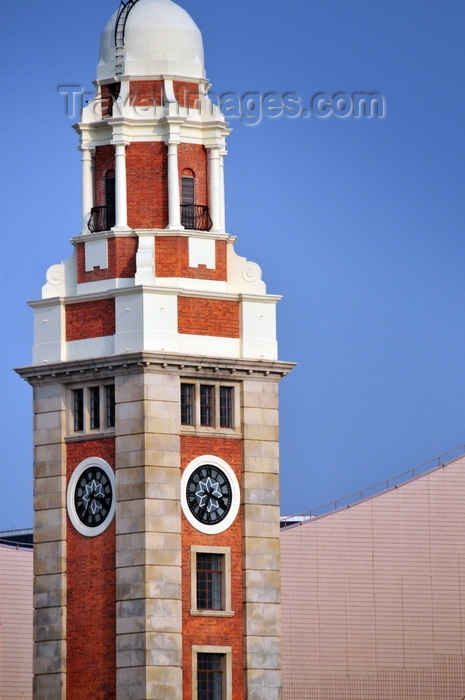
[67,457,116,537]
[180,454,241,535]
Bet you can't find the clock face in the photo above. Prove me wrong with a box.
[186,464,233,526]
[74,466,113,528]
[181,455,240,534]
[67,458,116,537]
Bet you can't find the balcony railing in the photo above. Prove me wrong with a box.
[181,204,213,232]
[87,204,212,233]
[87,206,115,233]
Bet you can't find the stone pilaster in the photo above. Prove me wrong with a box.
[32,382,67,700]
[242,378,282,700]
[115,369,182,700]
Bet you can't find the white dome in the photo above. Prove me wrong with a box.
[97,0,205,81]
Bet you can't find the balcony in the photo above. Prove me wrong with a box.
[87,204,213,233]
[87,206,115,233]
[181,204,213,232]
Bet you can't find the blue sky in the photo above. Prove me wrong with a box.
[1,0,464,529]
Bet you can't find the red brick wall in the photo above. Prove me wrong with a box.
[66,299,115,341]
[126,141,168,229]
[181,435,244,700]
[155,238,227,281]
[178,143,208,206]
[66,439,116,700]
[174,81,200,109]
[128,80,198,109]
[77,237,137,283]
[129,80,164,108]
[178,297,240,338]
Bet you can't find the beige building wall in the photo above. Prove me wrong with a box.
[281,454,465,700]
[0,543,33,698]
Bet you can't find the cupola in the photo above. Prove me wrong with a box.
[97,0,205,81]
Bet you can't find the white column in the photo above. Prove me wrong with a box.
[167,141,182,229]
[208,147,221,232]
[220,150,226,232]
[80,147,94,233]
[114,142,128,229]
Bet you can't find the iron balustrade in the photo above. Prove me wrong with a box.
[87,206,115,233]
[88,204,213,233]
[181,204,213,232]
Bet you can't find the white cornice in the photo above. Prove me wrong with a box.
[75,114,229,143]
[27,285,280,308]
[69,229,236,245]
[16,351,296,385]
[28,297,65,309]
[70,230,137,245]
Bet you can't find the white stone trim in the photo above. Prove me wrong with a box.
[155,278,229,294]
[178,335,240,359]
[181,455,240,535]
[84,238,108,272]
[32,301,65,365]
[66,336,115,361]
[135,234,155,285]
[78,107,229,145]
[188,236,216,269]
[66,457,116,537]
[75,278,135,296]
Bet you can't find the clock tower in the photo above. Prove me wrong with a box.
[18,1,293,698]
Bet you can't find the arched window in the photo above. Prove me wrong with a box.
[181,169,195,229]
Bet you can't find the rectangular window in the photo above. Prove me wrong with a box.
[219,387,233,428]
[197,653,224,700]
[89,386,100,430]
[200,385,214,426]
[197,553,223,611]
[181,383,194,425]
[70,382,115,435]
[190,546,232,617]
[106,384,115,428]
[180,383,237,433]
[73,389,84,432]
